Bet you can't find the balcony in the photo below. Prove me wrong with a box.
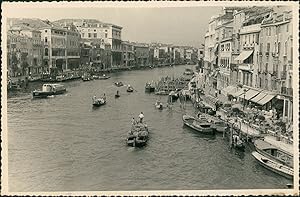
[265,52,269,56]
[281,87,293,96]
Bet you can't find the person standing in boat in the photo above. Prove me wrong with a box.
[138,112,144,123]
[103,93,106,101]
[93,95,97,102]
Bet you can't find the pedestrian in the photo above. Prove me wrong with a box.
[138,112,144,123]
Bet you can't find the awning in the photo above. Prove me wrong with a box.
[222,86,236,95]
[256,94,276,105]
[231,88,248,97]
[238,89,260,100]
[234,50,253,62]
[251,92,268,103]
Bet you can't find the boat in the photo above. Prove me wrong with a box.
[92,97,106,107]
[32,84,66,98]
[155,90,168,95]
[115,82,124,87]
[232,134,246,151]
[212,121,228,133]
[155,101,163,110]
[82,74,91,81]
[127,85,134,92]
[182,114,215,135]
[252,139,293,179]
[127,122,149,147]
[145,82,155,93]
[98,74,110,80]
[168,91,179,102]
[115,91,120,98]
[183,68,194,75]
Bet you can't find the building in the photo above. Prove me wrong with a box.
[55,19,123,68]
[134,43,150,67]
[259,8,293,124]
[7,24,44,77]
[122,41,135,67]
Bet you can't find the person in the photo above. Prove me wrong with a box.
[131,117,136,125]
[103,93,106,101]
[93,95,97,101]
[117,90,119,95]
[139,112,144,123]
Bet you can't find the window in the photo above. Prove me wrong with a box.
[88,33,91,38]
[105,33,108,38]
[286,24,289,32]
[44,48,48,56]
[94,33,97,38]
[284,41,288,56]
[266,43,270,52]
[45,37,48,43]
[260,43,263,52]
[221,44,224,51]
[82,33,85,37]
[265,63,268,72]
[278,42,281,55]
[45,30,47,33]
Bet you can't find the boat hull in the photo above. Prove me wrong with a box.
[252,151,293,179]
[182,115,215,135]
[32,89,66,98]
[145,86,155,93]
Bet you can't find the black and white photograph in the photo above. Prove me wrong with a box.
[1,1,299,196]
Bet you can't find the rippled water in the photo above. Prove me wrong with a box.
[7,65,290,192]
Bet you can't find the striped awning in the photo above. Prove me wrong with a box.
[234,50,253,62]
[238,89,260,100]
[251,92,268,103]
[232,88,248,97]
[256,94,276,105]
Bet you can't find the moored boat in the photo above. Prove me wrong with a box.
[127,122,149,147]
[32,84,66,98]
[212,121,228,133]
[168,91,179,102]
[98,74,110,80]
[183,68,194,75]
[145,82,155,92]
[182,114,215,135]
[252,139,293,179]
[155,101,163,110]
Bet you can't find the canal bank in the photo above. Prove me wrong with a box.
[7,65,291,191]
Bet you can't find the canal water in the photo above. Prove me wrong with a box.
[7,65,291,192]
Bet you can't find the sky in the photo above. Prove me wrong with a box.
[3,5,222,48]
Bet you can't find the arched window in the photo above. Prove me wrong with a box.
[45,48,48,56]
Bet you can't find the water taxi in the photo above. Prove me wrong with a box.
[252,139,293,179]
[182,114,215,135]
[32,84,66,98]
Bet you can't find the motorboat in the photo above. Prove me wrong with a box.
[145,82,155,93]
[32,84,66,98]
[92,97,106,107]
[127,85,134,92]
[115,82,124,87]
[127,122,149,147]
[252,139,293,179]
[182,114,215,135]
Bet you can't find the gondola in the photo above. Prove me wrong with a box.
[115,82,124,87]
[92,97,106,107]
[127,86,134,92]
[182,114,215,135]
[127,122,149,147]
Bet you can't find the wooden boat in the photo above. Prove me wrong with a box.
[115,94,120,98]
[98,74,110,80]
[252,151,293,179]
[183,68,194,75]
[32,84,66,98]
[127,123,149,147]
[115,82,124,87]
[232,134,245,151]
[168,91,179,102]
[82,75,91,81]
[182,114,215,135]
[145,82,155,93]
[127,86,134,92]
[155,102,163,110]
[92,97,106,107]
[252,139,293,179]
[212,121,228,133]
